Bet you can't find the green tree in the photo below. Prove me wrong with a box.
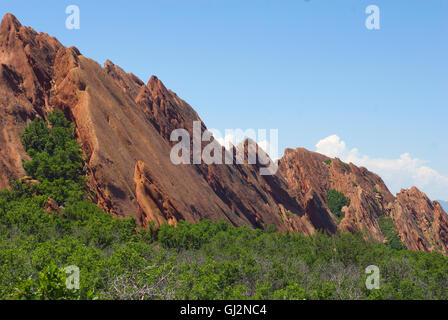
[326,189,350,220]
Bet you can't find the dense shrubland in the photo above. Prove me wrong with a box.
[0,111,447,300]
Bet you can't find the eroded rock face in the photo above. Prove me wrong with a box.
[0,13,306,233]
[0,14,62,190]
[103,59,313,233]
[1,13,447,254]
[133,161,181,227]
[278,148,395,239]
[277,148,448,254]
[387,187,448,255]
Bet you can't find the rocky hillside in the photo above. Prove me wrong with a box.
[0,13,447,254]
[278,148,448,255]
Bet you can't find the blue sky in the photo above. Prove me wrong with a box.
[2,1,448,200]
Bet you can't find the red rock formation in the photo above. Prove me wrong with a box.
[0,13,447,254]
[133,160,181,227]
[0,13,306,233]
[0,13,61,189]
[277,148,448,254]
[387,187,448,255]
[278,148,395,239]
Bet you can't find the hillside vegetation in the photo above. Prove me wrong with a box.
[326,189,350,221]
[0,111,447,300]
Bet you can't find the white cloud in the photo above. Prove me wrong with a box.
[315,134,348,158]
[315,135,448,201]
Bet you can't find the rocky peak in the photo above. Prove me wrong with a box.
[386,187,448,254]
[147,75,169,96]
[398,186,432,207]
[0,13,21,34]
[104,59,144,99]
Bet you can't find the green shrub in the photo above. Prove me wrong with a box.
[21,110,84,204]
[326,189,350,221]
[11,263,81,300]
[379,216,404,250]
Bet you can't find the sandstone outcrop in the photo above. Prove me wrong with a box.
[387,187,448,254]
[0,13,305,233]
[277,148,448,253]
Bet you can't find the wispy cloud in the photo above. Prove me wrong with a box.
[316,135,448,201]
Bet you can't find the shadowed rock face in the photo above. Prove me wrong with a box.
[387,187,448,255]
[277,148,448,253]
[1,13,447,254]
[278,148,395,238]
